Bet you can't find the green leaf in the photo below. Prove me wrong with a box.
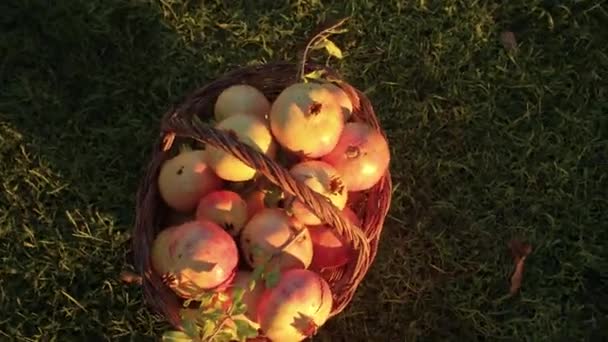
[216,292,230,303]
[264,187,284,208]
[247,278,257,292]
[264,266,281,288]
[251,244,265,258]
[234,319,259,340]
[251,246,273,270]
[214,331,236,342]
[162,330,193,342]
[325,75,345,84]
[231,301,248,316]
[201,308,224,321]
[251,264,265,282]
[303,69,327,81]
[197,292,216,308]
[182,318,199,338]
[182,298,193,308]
[232,287,245,305]
[200,320,217,339]
[310,38,329,50]
[180,308,194,319]
[323,39,343,59]
[328,27,349,34]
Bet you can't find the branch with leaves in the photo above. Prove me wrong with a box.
[161,267,265,342]
[162,288,258,341]
[298,17,349,82]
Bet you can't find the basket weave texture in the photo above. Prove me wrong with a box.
[133,61,392,334]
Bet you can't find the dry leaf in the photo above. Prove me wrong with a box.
[120,270,142,285]
[508,239,532,295]
[303,69,327,81]
[162,132,176,151]
[510,257,526,295]
[501,31,518,52]
[323,39,343,59]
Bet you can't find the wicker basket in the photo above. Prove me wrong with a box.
[133,61,392,338]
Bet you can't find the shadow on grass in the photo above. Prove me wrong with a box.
[0,0,218,340]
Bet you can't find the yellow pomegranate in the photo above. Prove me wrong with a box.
[206,114,275,182]
[256,269,333,341]
[289,160,348,225]
[269,82,344,158]
[214,84,270,122]
[240,208,313,272]
[150,220,239,299]
[157,149,222,212]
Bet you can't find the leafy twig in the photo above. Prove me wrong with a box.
[204,316,230,342]
[298,17,349,81]
[165,275,261,341]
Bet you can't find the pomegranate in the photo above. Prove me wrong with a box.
[150,220,239,299]
[257,269,333,341]
[195,190,248,237]
[157,150,222,212]
[308,207,359,272]
[240,208,313,271]
[289,160,348,225]
[214,84,271,122]
[207,114,276,182]
[321,122,390,191]
[269,82,344,158]
[322,82,353,121]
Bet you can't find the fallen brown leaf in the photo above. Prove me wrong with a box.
[120,270,143,285]
[508,239,532,296]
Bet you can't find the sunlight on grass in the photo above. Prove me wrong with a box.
[0,122,154,339]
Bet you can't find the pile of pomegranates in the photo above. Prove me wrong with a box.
[153,79,390,341]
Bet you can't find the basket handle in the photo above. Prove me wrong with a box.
[162,114,371,297]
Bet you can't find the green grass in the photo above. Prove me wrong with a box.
[1,0,607,340]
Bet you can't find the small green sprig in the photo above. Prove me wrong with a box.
[161,285,254,341]
[161,254,281,342]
